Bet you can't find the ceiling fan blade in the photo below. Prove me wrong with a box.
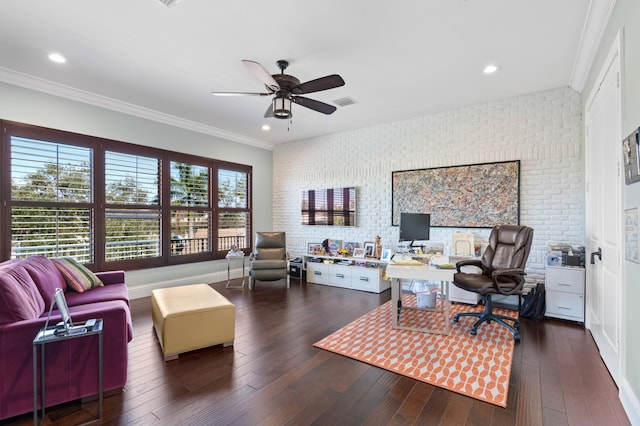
[242,60,280,92]
[293,96,337,115]
[211,91,271,96]
[264,104,274,118]
[292,74,345,95]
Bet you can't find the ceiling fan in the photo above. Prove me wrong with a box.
[212,60,345,119]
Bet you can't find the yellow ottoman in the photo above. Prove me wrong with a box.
[151,284,235,361]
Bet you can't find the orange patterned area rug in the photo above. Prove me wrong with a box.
[313,294,517,407]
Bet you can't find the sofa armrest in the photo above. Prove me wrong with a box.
[95,270,125,285]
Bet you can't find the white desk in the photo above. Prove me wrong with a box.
[386,263,455,335]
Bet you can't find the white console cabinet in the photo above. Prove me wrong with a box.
[545,265,585,322]
[304,255,390,293]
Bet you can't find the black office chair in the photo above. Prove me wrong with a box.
[452,225,534,341]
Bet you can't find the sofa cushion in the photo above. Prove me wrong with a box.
[0,263,45,324]
[65,283,129,307]
[20,256,67,310]
[51,257,104,293]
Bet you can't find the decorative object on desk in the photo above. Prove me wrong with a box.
[301,187,356,226]
[314,295,516,407]
[363,241,375,257]
[322,239,341,256]
[380,248,392,261]
[623,127,640,185]
[625,208,639,263]
[352,248,366,258]
[308,242,323,254]
[374,235,382,259]
[392,160,520,227]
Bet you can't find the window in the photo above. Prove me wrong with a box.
[170,161,210,256]
[217,167,251,252]
[10,136,94,262]
[0,121,253,270]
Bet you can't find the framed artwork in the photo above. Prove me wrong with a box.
[392,160,520,227]
[364,241,375,257]
[380,248,392,261]
[623,127,640,185]
[308,243,323,254]
[353,248,366,258]
[625,208,639,263]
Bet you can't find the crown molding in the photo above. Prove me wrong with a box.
[0,67,275,151]
[569,0,617,93]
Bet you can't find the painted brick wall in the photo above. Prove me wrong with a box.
[272,87,584,284]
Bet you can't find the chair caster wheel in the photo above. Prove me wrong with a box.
[470,329,477,336]
[453,316,459,323]
[514,333,521,341]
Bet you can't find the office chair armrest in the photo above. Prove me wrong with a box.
[455,259,482,272]
[491,268,526,295]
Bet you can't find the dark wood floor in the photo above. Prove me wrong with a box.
[6,278,631,426]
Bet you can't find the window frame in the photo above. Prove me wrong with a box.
[0,120,253,270]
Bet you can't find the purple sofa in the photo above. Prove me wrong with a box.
[0,256,133,421]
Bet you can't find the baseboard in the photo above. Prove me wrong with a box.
[620,378,640,425]
[128,270,229,299]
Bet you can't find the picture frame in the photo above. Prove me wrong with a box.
[380,248,392,261]
[307,242,323,254]
[623,127,640,185]
[352,247,366,258]
[343,241,358,255]
[392,160,520,227]
[364,241,375,257]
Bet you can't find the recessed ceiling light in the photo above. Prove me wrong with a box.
[261,124,270,131]
[48,53,66,64]
[483,64,498,74]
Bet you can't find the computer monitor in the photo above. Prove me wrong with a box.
[399,212,431,246]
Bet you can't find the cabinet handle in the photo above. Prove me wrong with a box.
[336,273,344,278]
[359,277,369,281]
[314,271,321,276]
[558,283,571,287]
[558,306,572,310]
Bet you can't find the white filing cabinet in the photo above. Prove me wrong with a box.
[545,266,585,322]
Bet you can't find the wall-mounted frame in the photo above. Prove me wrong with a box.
[392,160,520,227]
[302,187,356,226]
[308,242,323,254]
[623,127,640,185]
[625,208,639,263]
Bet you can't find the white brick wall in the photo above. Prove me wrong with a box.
[273,87,584,284]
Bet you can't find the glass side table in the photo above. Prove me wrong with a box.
[33,319,103,426]
[225,254,247,288]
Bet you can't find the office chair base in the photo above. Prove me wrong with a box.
[453,298,521,341]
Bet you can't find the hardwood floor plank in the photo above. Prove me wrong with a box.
[3,279,630,426]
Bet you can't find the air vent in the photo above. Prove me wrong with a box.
[333,97,357,107]
[156,0,181,7]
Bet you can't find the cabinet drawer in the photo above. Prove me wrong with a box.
[545,267,585,294]
[307,263,329,285]
[545,290,584,321]
[329,265,352,288]
[351,267,381,292]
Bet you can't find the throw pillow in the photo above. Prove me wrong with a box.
[51,257,104,293]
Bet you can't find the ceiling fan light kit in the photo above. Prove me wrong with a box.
[212,59,345,122]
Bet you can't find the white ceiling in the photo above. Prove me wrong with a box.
[0,1,613,149]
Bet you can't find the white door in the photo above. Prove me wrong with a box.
[584,33,622,384]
